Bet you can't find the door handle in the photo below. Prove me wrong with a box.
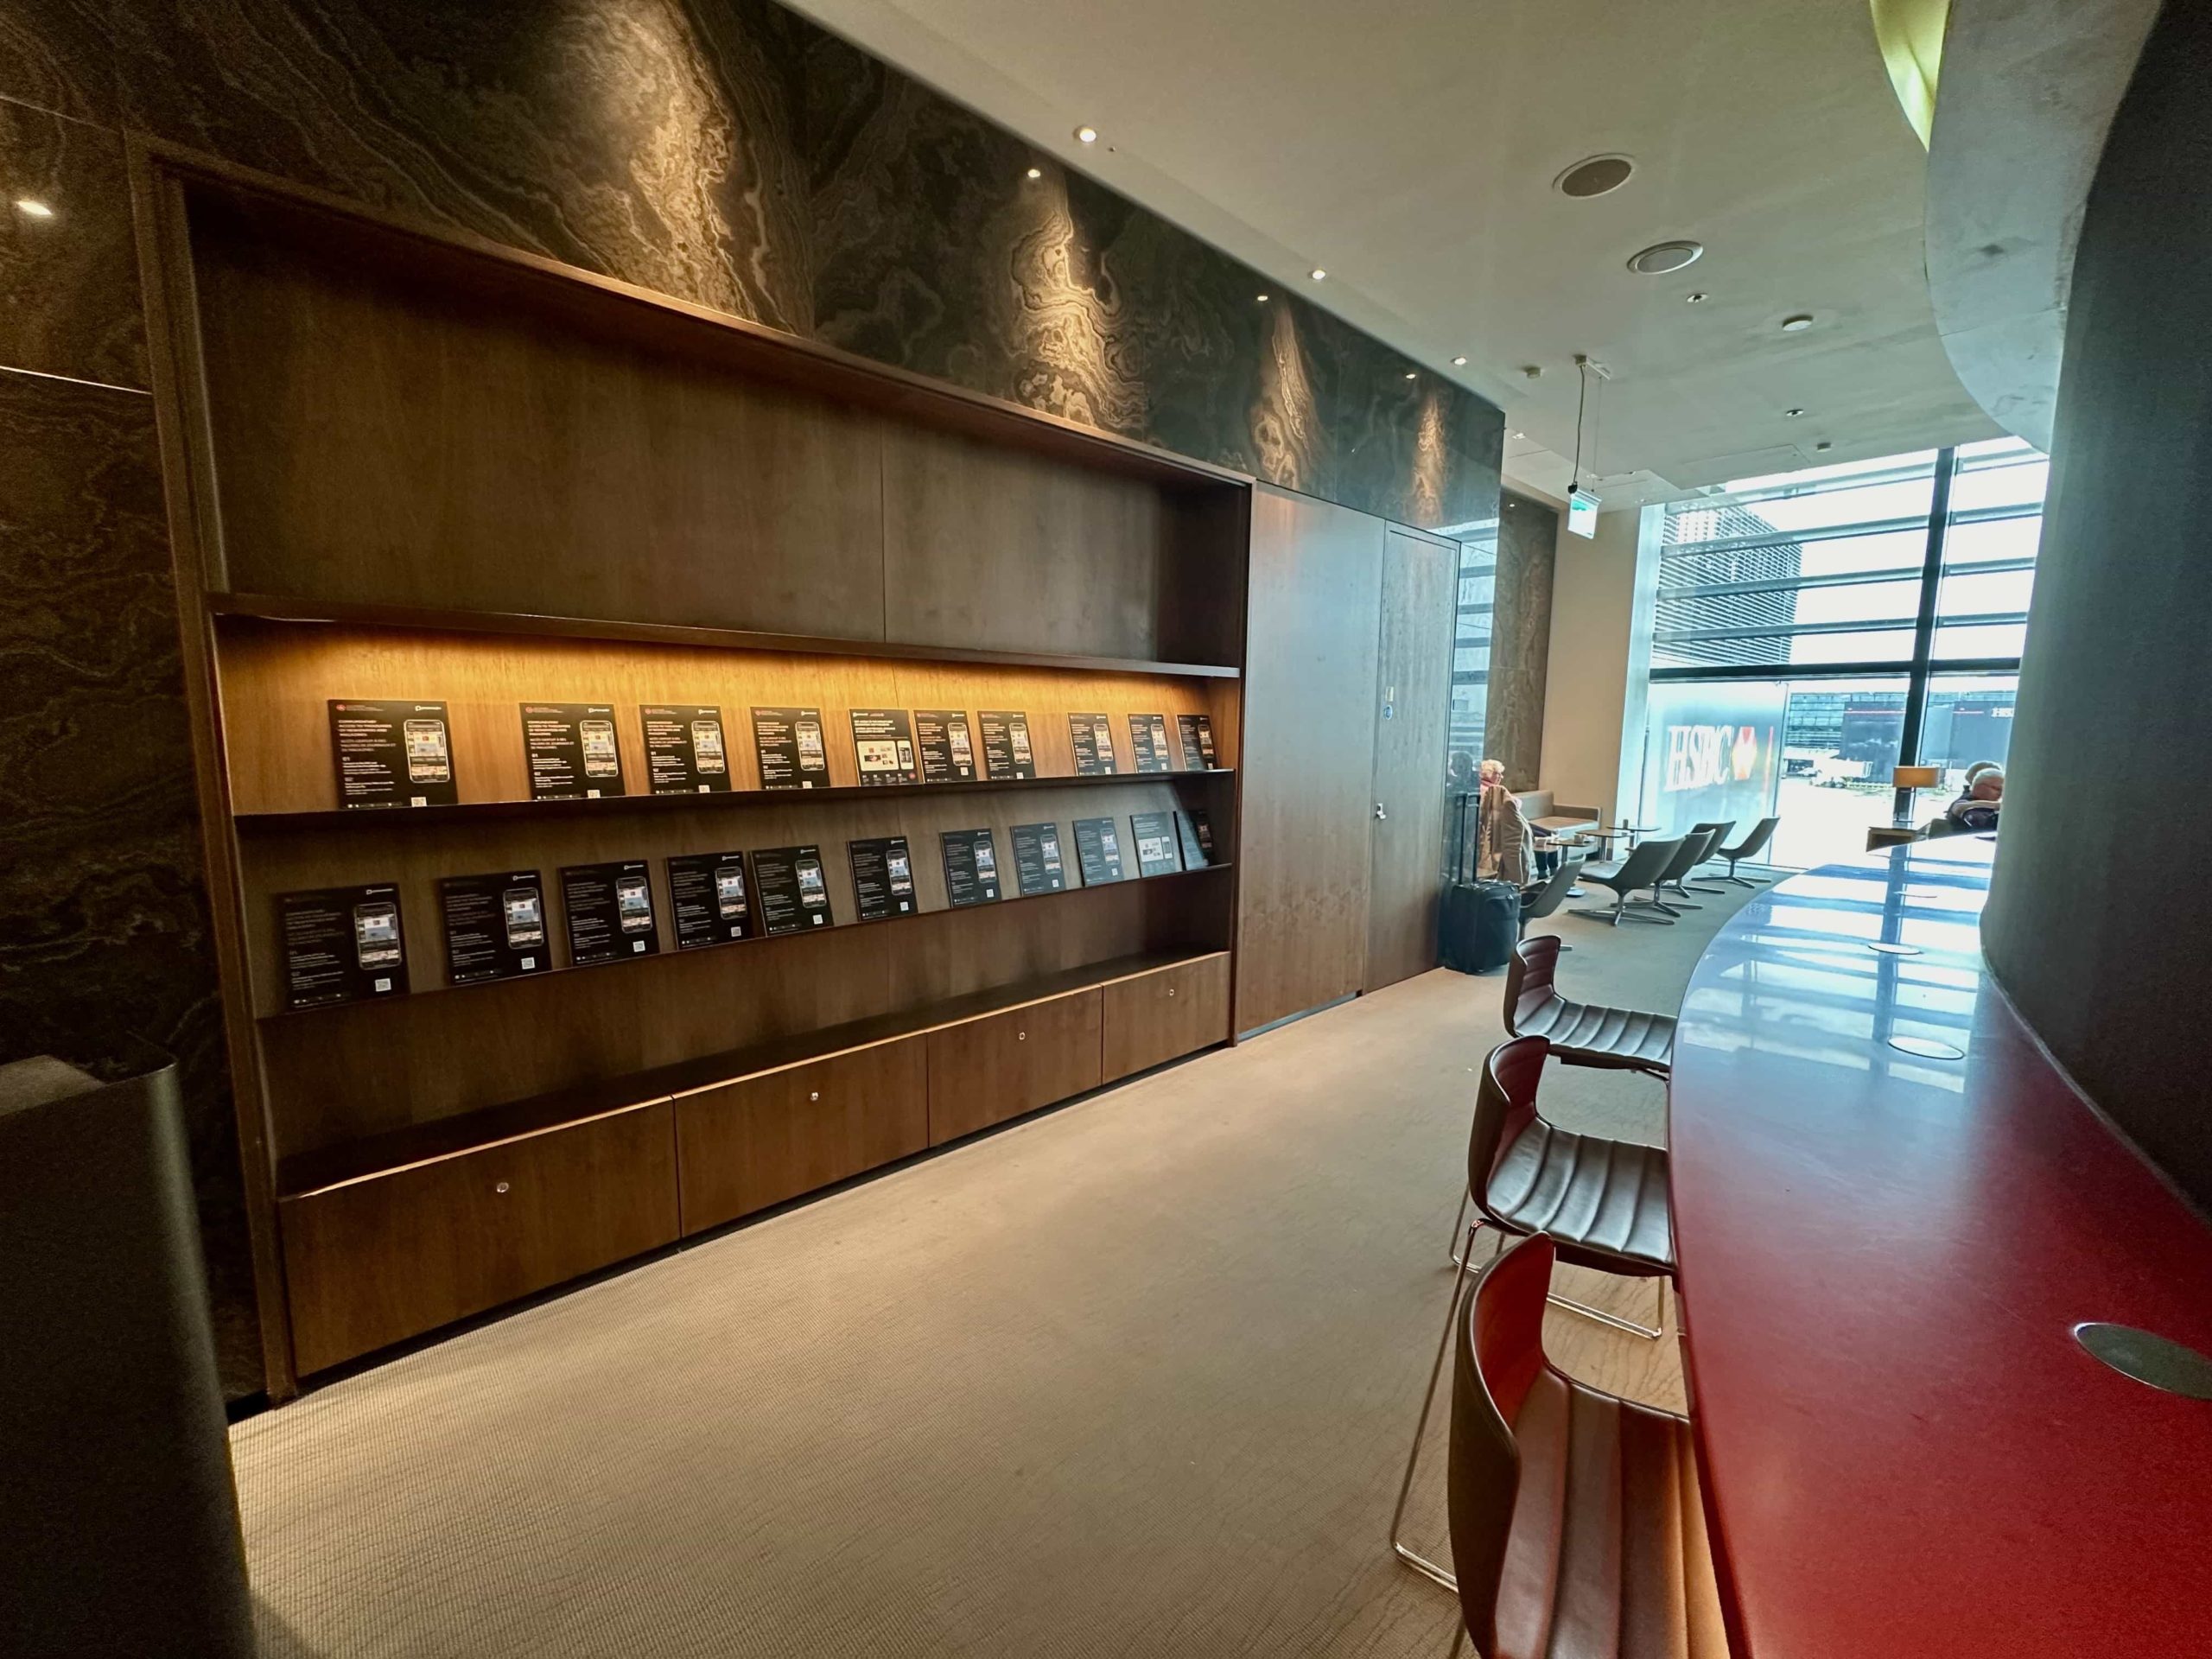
[1374,802,1388,822]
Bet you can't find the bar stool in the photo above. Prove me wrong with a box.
[1421,1234,1727,1657]
[1503,936,1674,1076]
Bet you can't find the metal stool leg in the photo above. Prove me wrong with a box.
[1391,1223,1489,1591]
[1442,1185,1471,1266]
[1546,1274,1665,1342]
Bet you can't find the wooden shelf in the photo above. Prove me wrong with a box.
[233,766,1236,834]
[276,947,1228,1197]
[207,592,1243,680]
[255,861,1232,1020]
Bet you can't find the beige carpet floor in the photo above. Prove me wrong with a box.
[235,887,1756,1657]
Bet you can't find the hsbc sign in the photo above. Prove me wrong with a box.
[1664,724,1760,792]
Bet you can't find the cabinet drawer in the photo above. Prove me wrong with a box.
[1101,954,1231,1082]
[927,988,1103,1144]
[676,1035,929,1234]
[279,1102,677,1376]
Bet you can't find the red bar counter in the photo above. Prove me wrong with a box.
[1669,837,2212,1656]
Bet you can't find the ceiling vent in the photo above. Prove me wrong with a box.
[1626,239,1704,275]
[1555,155,1635,198]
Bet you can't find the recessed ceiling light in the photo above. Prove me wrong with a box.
[1555,155,1635,199]
[1309,267,1326,281]
[1025,166,1041,180]
[1815,441,1834,452]
[1686,291,1709,303]
[1783,407,1807,417]
[1255,292,1269,302]
[15,198,54,219]
[1627,239,1704,275]
[1512,431,1525,439]
[1780,312,1815,332]
[1074,125,1097,144]
[1404,371,1417,381]
[1452,355,1467,365]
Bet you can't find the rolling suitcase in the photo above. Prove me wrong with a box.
[1440,791,1520,975]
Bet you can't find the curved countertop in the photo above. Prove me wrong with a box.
[1669,837,2212,1656]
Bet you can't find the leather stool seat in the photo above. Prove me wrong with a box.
[1448,1236,1728,1659]
[1507,936,1676,1075]
[1491,1117,1672,1275]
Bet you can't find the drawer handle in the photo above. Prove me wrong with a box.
[1017,1030,1027,1041]
[809,1090,821,1102]
[494,1180,511,1195]
[1166,987,1177,998]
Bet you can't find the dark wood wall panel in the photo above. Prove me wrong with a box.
[1235,486,1384,1033]
[1364,528,1459,991]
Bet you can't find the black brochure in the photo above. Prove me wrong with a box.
[849,709,919,786]
[1177,713,1219,771]
[1008,822,1069,894]
[666,851,753,948]
[755,843,835,934]
[849,836,918,921]
[642,705,730,795]
[978,710,1038,780]
[278,882,409,1009]
[520,702,625,800]
[327,698,456,809]
[753,706,830,789]
[1128,713,1173,772]
[1130,810,1184,877]
[914,709,979,784]
[1071,816,1128,886]
[941,828,1002,906]
[1068,712,1118,775]
[561,860,660,965]
[439,870,550,985]
[1176,808,1216,869]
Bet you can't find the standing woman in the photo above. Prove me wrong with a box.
[1478,758,1535,887]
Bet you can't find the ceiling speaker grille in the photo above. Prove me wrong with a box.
[1556,156,1634,198]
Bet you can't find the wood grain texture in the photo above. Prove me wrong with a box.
[925,987,1103,1144]
[1363,528,1458,991]
[1235,486,1383,1033]
[1099,953,1230,1083]
[676,1033,927,1233]
[278,1099,678,1375]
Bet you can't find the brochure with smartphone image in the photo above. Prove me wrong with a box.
[561,860,660,965]
[914,709,978,784]
[1176,808,1216,869]
[1008,822,1068,894]
[440,870,550,984]
[849,836,918,921]
[979,711,1038,780]
[753,707,830,789]
[327,699,457,808]
[1128,713,1173,772]
[278,881,410,1009]
[1068,713,1118,776]
[849,709,919,786]
[1071,816,1128,886]
[666,850,753,948]
[642,705,730,795]
[940,828,1002,906]
[520,702,625,800]
[1130,810,1184,877]
[754,843,836,934]
[1177,713,1219,771]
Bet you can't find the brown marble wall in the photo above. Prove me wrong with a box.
[0,0,1507,1397]
[1486,490,1559,791]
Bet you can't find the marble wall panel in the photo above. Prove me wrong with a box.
[0,369,258,1395]
[1487,489,1559,791]
[0,98,146,387]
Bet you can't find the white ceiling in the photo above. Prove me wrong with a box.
[785,0,2001,508]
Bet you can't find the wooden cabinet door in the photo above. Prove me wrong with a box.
[675,1035,930,1234]
[1365,526,1459,990]
[1235,485,1385,1032]
[279,1102,677,1375]
[1101,954,1231,1081]
[926,988,1103,1144]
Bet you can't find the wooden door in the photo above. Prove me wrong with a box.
[1364,527,1459,990]
[1235,486,1385,1033]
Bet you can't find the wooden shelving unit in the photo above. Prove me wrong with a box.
[140,149,1255,1394]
